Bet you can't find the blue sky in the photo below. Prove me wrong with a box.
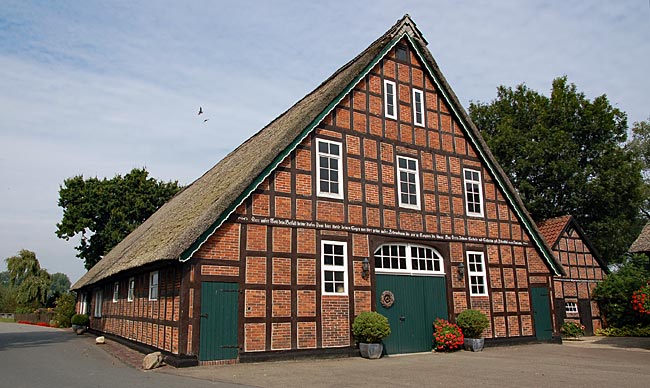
[1,1,648,283]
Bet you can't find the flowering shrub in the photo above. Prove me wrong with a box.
[433,318,464,351]
[561,321,585,338]
[631,283,650,315]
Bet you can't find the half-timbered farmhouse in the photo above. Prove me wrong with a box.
[72,15,566,365]
[538,215,607,335]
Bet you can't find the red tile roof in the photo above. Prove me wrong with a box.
[537,215,572,248]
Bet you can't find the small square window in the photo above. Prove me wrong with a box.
[565,301,578,314]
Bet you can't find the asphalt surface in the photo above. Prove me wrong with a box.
[2,322,650,388]
[0,322,248,388]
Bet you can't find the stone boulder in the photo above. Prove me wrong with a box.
[95,336,105,344]
[142,352,164,370]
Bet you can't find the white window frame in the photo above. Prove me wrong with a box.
[463,168,484,217]
[112,282,119,303]
[397,155,421,210]
[321,241,348,295]
[374,244,445,276]
[384,80,397,119]
[467,251,488,296]
[412,88,425,127]
[79,292,87,315]
[565,301,579,314]
[316,138,343,199]
[149,271,159,301]
[94,289,103,318]
[127,277,135,302]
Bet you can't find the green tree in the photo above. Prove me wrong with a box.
[592,254,650,327]
[5,250,51,309]
[53,292,76,327]
[56,168,182,269]
[626,118,650,217]
[47,273,71,307]
[469,77,646,263]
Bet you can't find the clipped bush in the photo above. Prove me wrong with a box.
[433,318,464,352]
[595,326,650,337]
[352,311,391,343]
[456,309,489,338]
[561,321,585,338]
[71,313,89,326]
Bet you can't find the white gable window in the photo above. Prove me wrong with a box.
[374,244,444,275]
[316,139,343,199]
[413,88,424,127]
[565,301,578,314]
[112,282,119,303]
[467,251,488,296]
[397,156,420,209]
[321,241,347,295]
[127,277,135,302]
[149,271,159,301]
[463,168,484,217]
[384,80,397,119]
[94,289,103,318]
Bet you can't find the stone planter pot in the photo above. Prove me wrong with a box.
[71,324,87,334]
[463,338,484,352]
[359,343,383,359]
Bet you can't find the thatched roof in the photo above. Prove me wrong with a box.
[73,14,563,290]
[629,222,650,254]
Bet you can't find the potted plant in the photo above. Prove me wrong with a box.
[352,311,391,359]
[456,309,489,352]
[71,314,89,334]
[433,318,464,352]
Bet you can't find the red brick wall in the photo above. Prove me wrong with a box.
[552,227,606,331]
[83,265,182,354]
[181,37,558,357]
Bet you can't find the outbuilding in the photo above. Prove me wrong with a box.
[72,15,565,365]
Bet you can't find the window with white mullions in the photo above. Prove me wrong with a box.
[413,88,424,127]
[322,241,347,295]
[397,156,420,209]
[467,251,488,296]
[127,277,135,302]
[565,301,578,314]
[149,271,159,301]
[463,168,484,217]
[316,139,343,199]
[384,80,397,119]
[112,282,119,302]
[374,244,444,275]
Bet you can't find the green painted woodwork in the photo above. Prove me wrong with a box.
[199,282,239,361]
[376,274,448,354]
[531,286,553,341]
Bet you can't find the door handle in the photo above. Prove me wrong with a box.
[200,313,208,318]
[399,316,406,321]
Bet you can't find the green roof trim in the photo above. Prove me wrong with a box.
[180,34,404,262]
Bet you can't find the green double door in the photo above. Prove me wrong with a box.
[199,282,239,361]
[376,275,448,354]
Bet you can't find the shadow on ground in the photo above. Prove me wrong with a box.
[0,326,76,351]
[590,336,650,351]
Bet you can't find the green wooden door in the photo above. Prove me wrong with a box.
[199,282,239,361]
[376,275,448,354]
[531,286,553,341]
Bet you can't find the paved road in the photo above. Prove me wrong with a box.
[0,323,247,388]
[164,337,650,388]
[3,322,650,388]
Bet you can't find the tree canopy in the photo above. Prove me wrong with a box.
[56,168,182,269]
[469,77,646,263]
[5,250,51,309]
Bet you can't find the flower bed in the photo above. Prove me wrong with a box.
[17,320,52,327]
[433,318,464,352]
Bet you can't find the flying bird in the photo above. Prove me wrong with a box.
[203,119,209,123]
[198,107,203,115]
